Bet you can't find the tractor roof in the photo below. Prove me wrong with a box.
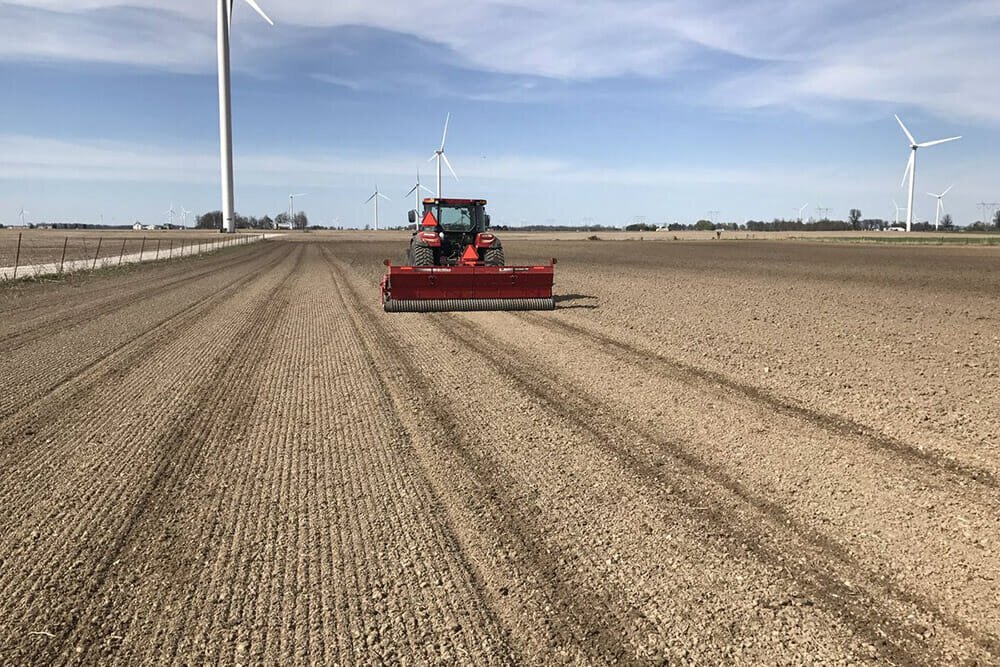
[422,197,487,206]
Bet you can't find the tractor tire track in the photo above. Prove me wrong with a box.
[325,249,675,664]
[523,312,999,491]
[432,311,998,665]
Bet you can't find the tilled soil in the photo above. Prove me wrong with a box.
[1,235,998,665]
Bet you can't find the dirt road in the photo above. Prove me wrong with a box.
[1,235,997,664]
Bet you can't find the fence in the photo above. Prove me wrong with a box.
[0,232,268,282]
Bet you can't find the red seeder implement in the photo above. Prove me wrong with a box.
[381,259,556,313]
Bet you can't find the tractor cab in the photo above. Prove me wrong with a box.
[407,198,501,267]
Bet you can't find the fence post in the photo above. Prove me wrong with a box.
[92,237,103,270]
[169,239,173,258]
[139,236,146,262]
[155,239,161,260]
[12,232,22,280]
[118,238,127,266]
[59,236,68,274]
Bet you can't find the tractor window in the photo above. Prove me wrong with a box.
[437,206,475,232]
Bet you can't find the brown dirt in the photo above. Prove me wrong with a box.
[0,229,260,269]
[1,233,998,665]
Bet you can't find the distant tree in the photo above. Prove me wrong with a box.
[848,208,862,230]
[196,210,222,229]
[293,211,309,229]
[260,215,274,230]
[274,212,291,229]
[994,210,1000,228]
[625,223,657,232]
[941,213,954,229]
[693,219,715,231]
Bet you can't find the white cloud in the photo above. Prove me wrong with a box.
[0,133,781,188]
[2,1,999,121]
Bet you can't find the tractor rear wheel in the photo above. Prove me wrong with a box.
[410,242,435,266]
[483,244,505,267]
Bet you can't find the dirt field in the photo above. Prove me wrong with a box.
[0,229,262,271]
[1,234,998,665]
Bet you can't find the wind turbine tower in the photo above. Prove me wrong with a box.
[927,185,953,230]
[365,186,390,231]
[895,115,961,233]
[217,0,273,234]
[18,208,29,226]
[165,204,176,227]
[428,113,459,198]
[181,207,191,228]
[288,193,305,229]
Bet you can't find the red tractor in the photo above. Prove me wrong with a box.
[381,197,555,312]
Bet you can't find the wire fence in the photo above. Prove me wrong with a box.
[0,232,266,281]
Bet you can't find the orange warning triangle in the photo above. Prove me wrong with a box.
[421,211,438,227]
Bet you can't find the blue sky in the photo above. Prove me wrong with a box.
[1,0,997,228]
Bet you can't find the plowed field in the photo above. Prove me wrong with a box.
[2,234,998,665]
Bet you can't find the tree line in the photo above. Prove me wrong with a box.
[194,210,310,230]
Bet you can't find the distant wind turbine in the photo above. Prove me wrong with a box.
[891,199,905,227]
[428,113,458,198]
[927,185,953,230]
[181,206,191,228]
[406,170,434,220]
[217,0,274,233]
[895,115,961,233]
[18,207,29,226]
[795,203,809,222]
[365,186,390,231]
[165,204,176,227]
[288,193,305,229]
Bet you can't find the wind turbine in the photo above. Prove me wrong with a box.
[365,186,390,231]
[895,114,961,233]
[891,199,905,227]
[165,204,177,227]
[428,113,458,198]
[288,193,305,229]
[217,0,274,233]
[405,170,434,221]
[181,206,191,228]
[795,203,809,222]
[18,208,29,226]
[927,185,953,230]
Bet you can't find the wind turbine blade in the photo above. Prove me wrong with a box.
[942,185,953,197]
[406,185,418,196]
[420,184,435,194]
[927,192,938,198]
[365,193,376,203]
[378,193,391,201]
[917,136,961,148]
[428,153,438,163]
[901,152,914,188]
[892,199,899,209]
[242,0,274,25]
[440,112,450,151]
[895,114,916,145]
[441,153,459,180]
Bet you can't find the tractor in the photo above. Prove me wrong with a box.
[381,197,556,313]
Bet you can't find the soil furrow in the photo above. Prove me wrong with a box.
[523,312,999,490]
[0,242,268,352]
[435,311,996,665]
[8,244,304,665]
